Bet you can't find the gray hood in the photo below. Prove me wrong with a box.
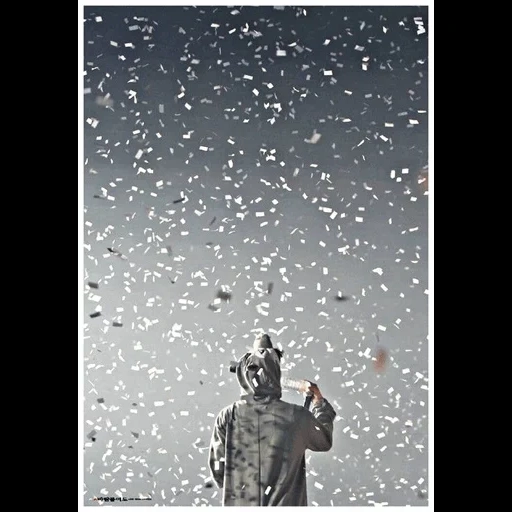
[236,348,282,403]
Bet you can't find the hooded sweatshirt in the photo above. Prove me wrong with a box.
[208,348,336,506]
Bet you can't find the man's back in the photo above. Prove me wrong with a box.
[215,398,334,506]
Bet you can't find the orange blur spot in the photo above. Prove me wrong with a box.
[373,347,388,373]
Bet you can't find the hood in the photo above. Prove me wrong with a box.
[236,348,282,403]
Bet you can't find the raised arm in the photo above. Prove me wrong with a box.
[304,384,336,451]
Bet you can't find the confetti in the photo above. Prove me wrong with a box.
[82,6,428,506]
[305,132,322,144]
[216,289,232,302]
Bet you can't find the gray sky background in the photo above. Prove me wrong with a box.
[81,4,430,507]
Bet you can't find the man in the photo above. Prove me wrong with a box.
[208,334,336,506]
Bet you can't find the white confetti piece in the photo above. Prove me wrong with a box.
[305,132,322,144]
[86,118,99,129]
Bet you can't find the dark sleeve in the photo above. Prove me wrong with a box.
[208,406,229,488]
[305,398,336,452]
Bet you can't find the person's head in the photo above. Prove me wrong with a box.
[235,333,283,400]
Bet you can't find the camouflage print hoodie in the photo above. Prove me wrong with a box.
[209,347,336,506]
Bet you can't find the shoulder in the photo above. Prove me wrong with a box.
[277,399,310,416]
[215,403,235,425]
